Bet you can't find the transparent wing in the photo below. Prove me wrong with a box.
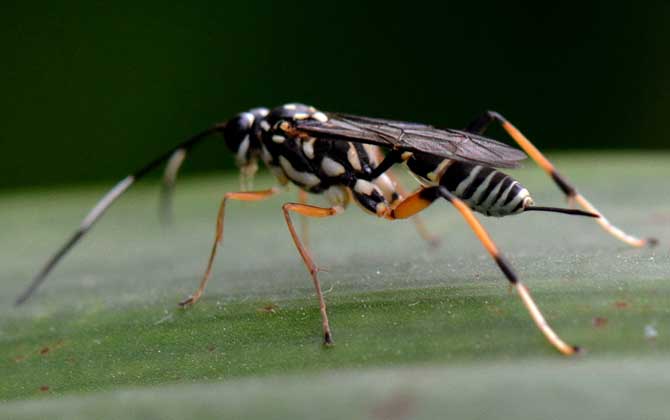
[290,113,527,168]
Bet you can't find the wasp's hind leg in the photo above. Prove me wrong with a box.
[179,187,282,307]
[386,186,578,356]
[364,150,439,247]
[283,202,346,345]
[465,111,656,247]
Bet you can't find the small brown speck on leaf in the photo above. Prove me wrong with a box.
[592,317,608,328]
[650,212,670,224]
[257,303,279,314]
[14,355,26,363]
[39,347,50,355]
[614,301,629,309]
[207,344,216,352]
[370,391,416,420]
[39,386,50,392]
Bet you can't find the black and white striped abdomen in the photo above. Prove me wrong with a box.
[441,161,532,216]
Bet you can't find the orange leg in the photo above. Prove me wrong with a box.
[383,169,440,247]
[467,111,655,247]
[179,187,281,307]
[282,202,344,345]
[298,189,311,247]
[389,186,578,356]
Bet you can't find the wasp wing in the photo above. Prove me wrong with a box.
[291,113,526,169]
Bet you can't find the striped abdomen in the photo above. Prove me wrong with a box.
[440,161,531,217]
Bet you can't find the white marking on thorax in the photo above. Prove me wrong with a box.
[250,107,269,117]
[321,157,346,177]
[354,179,376,195]
[241,112,255,124]
[260,120,271,132]
[272,134,285,143]
[302,137,316,159]
[283,104,297,110]
[279,156,320,187]
[346,143,362,171]
[293,112,309,120]
[363,144,382,165]
[312,111,328,122]
[454,165,482,196]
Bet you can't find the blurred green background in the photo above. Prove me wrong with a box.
[1,1,668,190]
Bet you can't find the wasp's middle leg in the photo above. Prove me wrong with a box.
[379,169,441,247]
[466,111,656,247]
[283,202,345,345]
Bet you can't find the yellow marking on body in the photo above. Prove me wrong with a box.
[373,173,397,202]
[279,156,320,187]
[347,143,362,171]
[293,112,310,120]
[354,179,376,195]
[427,159,453,182]
[375,202,389,217]
[362,144,381,165]
[302,137,316,159]
[324,186,351,208]
[401,151,413,161]
[321,157,346,177]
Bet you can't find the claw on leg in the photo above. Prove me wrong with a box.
[282,202,342,344]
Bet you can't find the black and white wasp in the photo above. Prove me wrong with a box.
[16,103,656,355]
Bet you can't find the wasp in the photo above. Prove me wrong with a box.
[16,103,657,355]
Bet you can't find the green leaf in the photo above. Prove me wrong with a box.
[1,152,669,419]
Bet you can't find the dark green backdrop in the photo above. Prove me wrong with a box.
[2,2,668,189]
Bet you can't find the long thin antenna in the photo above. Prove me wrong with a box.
[15,124,225,305]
